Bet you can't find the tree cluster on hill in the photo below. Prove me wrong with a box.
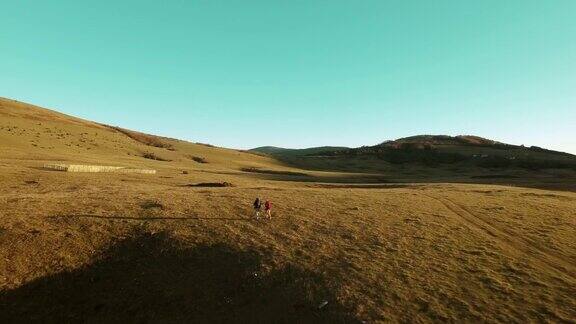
[321,144,467,167]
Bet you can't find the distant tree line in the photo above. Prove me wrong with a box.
[476,155,576,170]
[317,143,576,170]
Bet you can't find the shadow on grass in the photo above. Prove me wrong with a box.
[241,170,576,192]
[241,172,393,184]
[49,214,251,221]
[0,232,359,323]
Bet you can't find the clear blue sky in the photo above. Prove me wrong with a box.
[1,1,575,153]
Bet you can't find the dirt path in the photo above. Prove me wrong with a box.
[424,193,576,281]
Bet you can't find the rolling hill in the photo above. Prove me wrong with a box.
[251,135,575,164]
[250,135,576,190]
[0,97,292,174]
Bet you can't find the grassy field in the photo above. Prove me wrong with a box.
[1,97,575,323]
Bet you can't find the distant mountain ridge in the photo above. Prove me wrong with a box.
[251,135,574,157]
[250,135,576,172]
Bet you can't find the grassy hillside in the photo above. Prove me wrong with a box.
[1,98,575,322]
[0,97,296,173]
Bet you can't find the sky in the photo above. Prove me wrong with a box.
[1,1,575,153]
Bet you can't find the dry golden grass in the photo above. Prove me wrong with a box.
[0,98,575,322]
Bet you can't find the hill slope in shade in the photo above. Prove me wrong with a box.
[1,97,575,322]
[251,146,349,156]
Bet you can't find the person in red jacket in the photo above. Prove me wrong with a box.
[264,200,272,220]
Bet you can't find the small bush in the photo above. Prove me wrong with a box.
[140,200,164,210]
[142,152,171,161]
[105,125,173,149]
[190,156,208,164]
[183,182,234,187]
[195,142,215,148]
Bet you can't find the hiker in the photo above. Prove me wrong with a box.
[253,198,262,219]
[264,200,272,220]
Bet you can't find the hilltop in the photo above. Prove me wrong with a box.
[251,134,574,161]
[1,97,575,322]
[250,134,576,190]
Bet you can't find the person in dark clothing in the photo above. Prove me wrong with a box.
[253,198,262,219]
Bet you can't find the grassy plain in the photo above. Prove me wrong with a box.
[1,98,575,322]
